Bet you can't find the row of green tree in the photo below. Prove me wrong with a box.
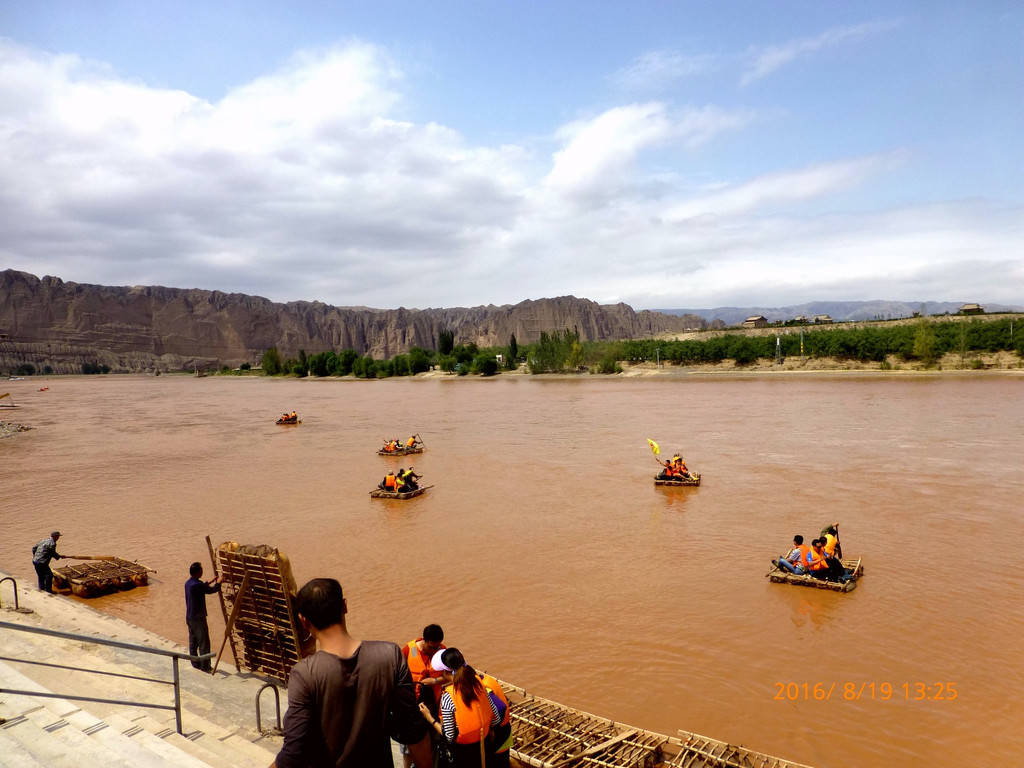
[255,317,1021,378]
[616,317,1023,366]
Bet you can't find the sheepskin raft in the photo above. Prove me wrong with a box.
[767,558,865,593]
[654,473,701,487]
[501,681,816,768]
[51,556,153,598]
[212,542,315,683]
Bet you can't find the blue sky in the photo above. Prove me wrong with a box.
[1,1,1021,309]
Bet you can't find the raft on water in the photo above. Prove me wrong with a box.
[369,484,432,499]
[654,473,701,487]
[51,556,154,598]
[377,445,424,456]
[500,680,815,768]
[767,557,864,593]
[276,419,301,425]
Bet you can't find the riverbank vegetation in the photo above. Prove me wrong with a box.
[245,315,1022,379]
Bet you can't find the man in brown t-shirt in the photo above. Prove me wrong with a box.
[271,578,432,768]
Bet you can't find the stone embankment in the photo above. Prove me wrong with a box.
[0,568,294,768]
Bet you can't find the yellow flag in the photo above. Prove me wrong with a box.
[647,438,660,456]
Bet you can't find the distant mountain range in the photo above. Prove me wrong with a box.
[653,300,1024,327]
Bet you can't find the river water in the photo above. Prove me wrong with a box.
[2,373,1022,767]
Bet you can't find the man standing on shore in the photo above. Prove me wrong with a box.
[31,531,63,592]
[184,562,221,672]
[271,578,432,768]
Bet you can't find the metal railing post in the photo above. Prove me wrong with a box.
[172,655,183,735]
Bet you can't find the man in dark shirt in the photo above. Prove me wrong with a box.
[31,531,63,592]
[271,578,432,768]
[184,561,221,671]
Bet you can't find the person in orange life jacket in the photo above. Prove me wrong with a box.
[402,624,448,711]
[406,435,418,448]
[420,648,501,768]
[774,535,809,575]
[431,648,513,768]
[656,459,676,480]
[379,471,397,491]
[672,454,691,478]
[289,411,297,422]
[820,524,853,579]
[401,625,449,768]
[398,467,421,492]
[807,539,850,583]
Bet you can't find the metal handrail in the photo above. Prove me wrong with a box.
[0,619,214,734]
[0,576,21,610]
[255,682,282,734]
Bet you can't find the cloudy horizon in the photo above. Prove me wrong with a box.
[1,2,1021,311]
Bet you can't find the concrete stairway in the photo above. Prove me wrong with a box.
[0,571,283,768]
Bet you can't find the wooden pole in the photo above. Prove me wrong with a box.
[212,570,250,675]
[206,535,240,669]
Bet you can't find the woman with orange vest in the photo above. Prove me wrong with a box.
[420,647,500,768]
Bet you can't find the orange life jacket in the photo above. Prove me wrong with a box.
[442,682,492,745]
[403,639,445,699]
[477,673,510,728]
[385,474,396,490]
[808,548,828,570]
[407,437,416,447]
[823,533,837,556]
[794,544,810,565]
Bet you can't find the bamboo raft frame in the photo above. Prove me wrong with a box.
[767,557,864,593]
[211,542,314,683]
[275,419,302,425]
[369,484,432,499]
[499,682,815,768]
[377,445,424,456]
[51,557,154,598]
[654,474,701,487]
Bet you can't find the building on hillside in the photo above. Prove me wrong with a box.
[812,314,833,324]
[958,303,984,315]
[791,315,809,324]
[742,316,768,328]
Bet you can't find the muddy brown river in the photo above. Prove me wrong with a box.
[2,373,1022,767]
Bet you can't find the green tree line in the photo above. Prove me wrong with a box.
[256,317,1022,377]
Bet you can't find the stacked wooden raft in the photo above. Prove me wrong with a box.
[767,558,864,593]
[51,557,152,598]
[501,683,814,768]
[213,542,315,683]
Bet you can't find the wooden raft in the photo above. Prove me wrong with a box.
[767,558,864,593]
[51,557,153,598]
[369,485,432,499]
[654,474,701,487]
[377,445,424,456]
[212,542,315,683]
[500,682,815,768]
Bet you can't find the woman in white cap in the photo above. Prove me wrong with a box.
[419,647,502,767]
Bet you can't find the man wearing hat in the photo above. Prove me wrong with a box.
[31,531,64,593]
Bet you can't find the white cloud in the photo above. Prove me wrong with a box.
[741,20,902,86]
[0,38,1018,312]
[613,51,719,91]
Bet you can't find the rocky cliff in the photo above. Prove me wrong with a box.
[0,270,702,373]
